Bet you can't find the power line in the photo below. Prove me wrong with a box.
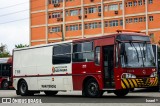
[0,0,39,10]
[0,2,49,17]
[0,13,47,25]
[0,4,46,17]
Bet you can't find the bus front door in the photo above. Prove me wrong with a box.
[103,45,114,88]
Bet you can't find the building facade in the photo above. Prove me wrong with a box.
[30,0,160,46]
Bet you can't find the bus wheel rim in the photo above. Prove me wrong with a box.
[88,82,98,95]
[3,82,8,88]
[20,83,27,94]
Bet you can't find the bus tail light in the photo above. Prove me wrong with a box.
[150,72,157,78]
[121,73,136,79]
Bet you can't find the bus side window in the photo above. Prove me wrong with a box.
[95,47,100,65]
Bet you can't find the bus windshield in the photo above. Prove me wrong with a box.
[121,42,155,68]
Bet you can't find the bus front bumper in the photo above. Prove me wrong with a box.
[121,77,158,89]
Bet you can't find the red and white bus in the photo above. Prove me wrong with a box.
[0,57,12,89]
[13,30,158,97]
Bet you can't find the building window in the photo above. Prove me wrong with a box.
[70,25,78,31]
[149,0,153,4]
[85,24,88,29]
[128,2,133,7]
[51,0,62,4]
[66,11,69,16]
[66,26,69,31]
[70,10,79,16]
[138,0,143,5]
[134,18,138,23]
[105,21,108,27]
[51,27,60,32]
[88,7,97,13]
[98,6,101,12]
[139,17,143,22]
[79,24,82,30]
[119,3,122,10]
[120,20,123,26]
[109,20,118,27]
[144,17,146,22]
[129,18,132,23]
[98,22,101,28]
[133,1,137,6]
[84,8,88,14]
[52,12,61,18]
[89,22,98,29]
[149,16,154,21]
[108,4,118,11]
[104,6,108,11]
[126,19,128,23]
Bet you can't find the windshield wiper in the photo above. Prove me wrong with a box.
[142,42,146,61]
[129,41,139,62]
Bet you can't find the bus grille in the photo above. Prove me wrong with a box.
[121,77,158,89]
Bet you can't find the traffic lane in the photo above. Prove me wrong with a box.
[0,91,159,103]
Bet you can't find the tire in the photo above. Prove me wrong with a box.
[44,91,58,96]
[114,89,129,97]
[2,80,9,89]
[18,80,32,96]
[84,78,103,97]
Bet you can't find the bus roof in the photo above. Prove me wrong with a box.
[0,57,12,64]
[14,32,148,51]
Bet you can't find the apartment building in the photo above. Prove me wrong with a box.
[30,0,160,46]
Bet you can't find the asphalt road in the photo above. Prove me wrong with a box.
[0,90,159,103]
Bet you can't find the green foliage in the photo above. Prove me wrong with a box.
[15,44,29,48]
[0,52,10,58]
[0,43,10,58]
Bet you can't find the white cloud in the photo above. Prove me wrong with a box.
[0,0,29,54]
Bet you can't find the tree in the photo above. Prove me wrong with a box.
[15,44,29,48]
[0,43,10,58]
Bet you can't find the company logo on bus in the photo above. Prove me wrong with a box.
[142,70,146,75]
[52,66,67,73]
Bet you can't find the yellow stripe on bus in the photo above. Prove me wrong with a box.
[150,78,157,86]
[131,79,138,87]
[153,78,158,86]
[123,79,130,88]
[121,81,126,89]
[128,79,134,88]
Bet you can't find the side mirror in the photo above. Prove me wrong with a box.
[120,43,125,55]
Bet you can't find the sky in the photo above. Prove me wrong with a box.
[0,0,29,54]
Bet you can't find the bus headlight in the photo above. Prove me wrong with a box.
[121,73,136,79]
[150,72,157,78]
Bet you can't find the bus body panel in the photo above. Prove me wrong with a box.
[13,43,73,91]
[72,62,102,90]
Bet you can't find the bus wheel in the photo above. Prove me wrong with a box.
[114,89,129,97]
[44,91,58,96]
[19,80,31,96]
[2,80,9,89]
[84,78,103,97]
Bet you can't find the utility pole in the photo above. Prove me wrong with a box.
[61,24,65,41]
